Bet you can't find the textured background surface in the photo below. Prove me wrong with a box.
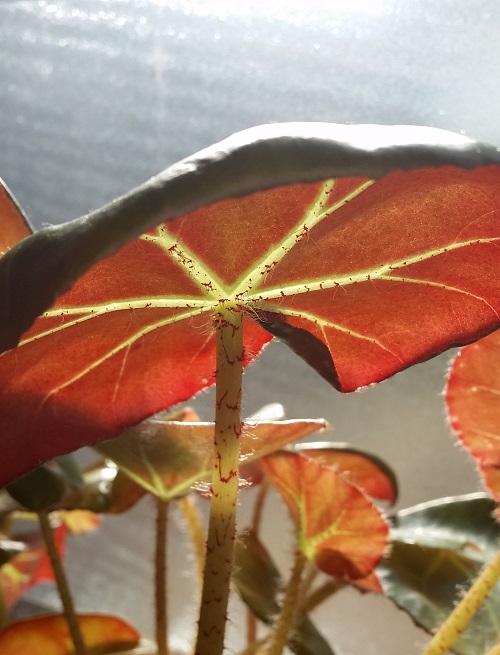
[1,1,500,653]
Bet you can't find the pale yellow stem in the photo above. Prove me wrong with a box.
[195,304,243,655]
[422,549,500,655]
[267,550,307,655]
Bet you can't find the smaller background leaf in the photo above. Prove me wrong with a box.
[378,494,500,655]
[261,451,388,580]
[292,442,398,504]
[98,418,328,501]
[0,613,140,655]
[446,331,500,505]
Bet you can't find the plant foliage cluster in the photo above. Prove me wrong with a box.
[1,124,500,654]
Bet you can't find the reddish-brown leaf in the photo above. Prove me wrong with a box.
[446,331,500,502]
[2,167,500,485]
[98,418,328,501]
[260,451,389,580]
[0,614,140,655]
[0,181,31,254]
[293,442,398,504]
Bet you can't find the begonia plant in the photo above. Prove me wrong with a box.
[2,123,500,654]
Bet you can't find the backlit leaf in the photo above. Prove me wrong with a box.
[98,419,328,501]
[292,442,398,504]
[3,123,499,352]
[261,451,388,580]
[3,127,500,485]
[0,614,140,655]
[378,494,500,655]
[446,331,500,503]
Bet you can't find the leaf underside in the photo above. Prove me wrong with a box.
[292,442,398,504]
[98,418,328,501]
[2,139,500,485]
[3,122,500,353]
[446,330,500,504]
[378,494,500,655]
[261,451,389,580]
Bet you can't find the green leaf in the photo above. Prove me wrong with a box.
[54,454,84,488]
[378,493,500,655]
[97,418,327,501]
[6,466,66,512]
[234,529,336,655]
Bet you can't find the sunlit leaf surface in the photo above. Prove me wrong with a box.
[293,442,398,504]
[0,614,140,655]
[3,165,500,485]
[446,330,500,502]
[99,418,328,501]
[378,494,500,655]
[261,451,388,580]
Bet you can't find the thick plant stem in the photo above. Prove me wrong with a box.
[195,304,244,655]
[267,550,307,655]
[38,511,87,655]
[422,548,500,655]
[155,499,170,655]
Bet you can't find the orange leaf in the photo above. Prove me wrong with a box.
[446,331,500,502]
[294,442,397,503]
[261,451,389,580]
[61,510,102,535]
[0,614,140,655]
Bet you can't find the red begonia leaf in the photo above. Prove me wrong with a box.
[98,418,327,501]
[446,331,500,503]
[3,127,500,486]
[292,442,398,504]
[0,614,140,655]
[260,451,389,580]
[3,123,499,354]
